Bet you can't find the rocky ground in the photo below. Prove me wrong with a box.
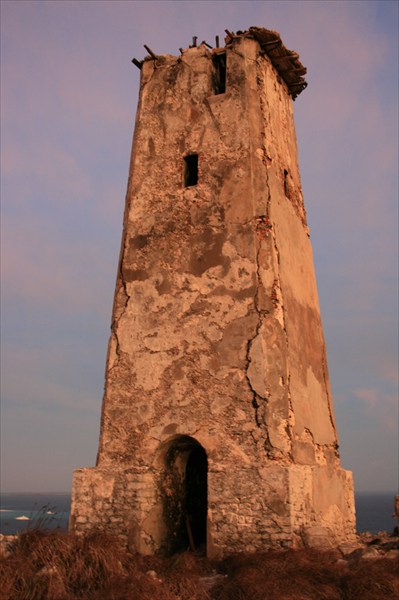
[342,530,399,561]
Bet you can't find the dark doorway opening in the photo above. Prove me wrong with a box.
[162,436,208,555]
[186,446,208,549]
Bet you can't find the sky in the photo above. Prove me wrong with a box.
[1,0,398,495]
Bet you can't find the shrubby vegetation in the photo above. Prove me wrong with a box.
[1,529,398,600]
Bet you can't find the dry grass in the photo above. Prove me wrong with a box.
[340,558,399,600]
[1,530,398,600]
[213,550,343,600]
[212,549,399,600]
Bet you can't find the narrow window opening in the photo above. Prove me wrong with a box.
[212,52,226,95]
[284,169,290,198]
[184,154,198,187]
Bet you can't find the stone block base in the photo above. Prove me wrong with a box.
[70,461,356,558]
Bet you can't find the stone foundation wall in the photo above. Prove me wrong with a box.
[71,459,355,557]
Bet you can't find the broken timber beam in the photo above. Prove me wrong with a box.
[131,58,143,70]
[143,44,158,60]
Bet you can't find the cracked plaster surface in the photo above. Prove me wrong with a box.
[71,34,356,555]
[97,33,343,475]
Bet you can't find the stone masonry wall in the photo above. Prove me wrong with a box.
[70,32,356,557]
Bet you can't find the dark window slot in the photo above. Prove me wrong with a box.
[284,169,289,197]
[213,52,226,95]
[184,154,198,187]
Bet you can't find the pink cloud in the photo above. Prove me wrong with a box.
[2,139,93,204]
[2,214,116,317]
[292,2,390,101]
[3,344,99,414]
[353,388,398,432]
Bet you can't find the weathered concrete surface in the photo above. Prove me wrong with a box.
[70,29,356,557]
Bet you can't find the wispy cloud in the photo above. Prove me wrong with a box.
[2,215,116,316]
[2,139,93,204]
[353,388,398,433]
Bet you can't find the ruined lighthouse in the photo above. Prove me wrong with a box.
[70,27,356,557]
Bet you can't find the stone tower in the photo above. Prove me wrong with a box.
[70,27,356,558]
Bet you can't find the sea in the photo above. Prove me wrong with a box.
[0,494,71,535]
[0,492,397,536]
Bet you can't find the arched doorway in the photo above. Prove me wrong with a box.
[162,436,208,554]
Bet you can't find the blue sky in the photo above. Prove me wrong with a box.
[1,0,398,493]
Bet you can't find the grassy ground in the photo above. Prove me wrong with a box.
[1,529,398,600]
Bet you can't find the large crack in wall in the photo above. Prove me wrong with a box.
[243,56,296,461]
